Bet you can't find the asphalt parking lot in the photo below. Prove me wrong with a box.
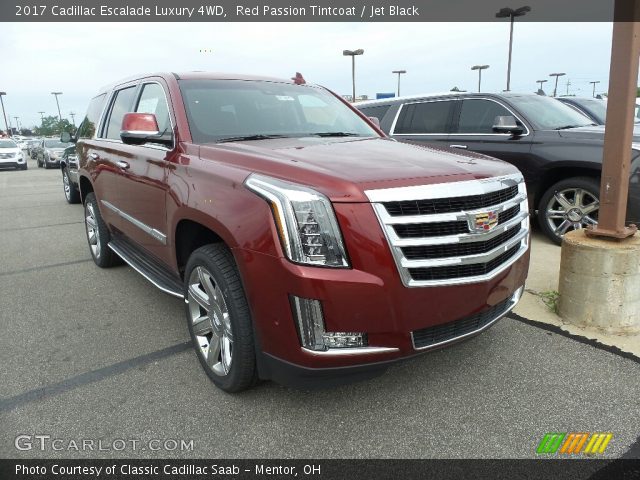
[1,155,639,460]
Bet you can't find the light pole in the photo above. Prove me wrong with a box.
[496,6,531,92]
[549,73,566,97]
[536,79,548,92]
[51,91,63,121]
[0,92,9,137]
[14,116,20,132]
[590,80,601,98]
[69,112,76,126]
[471,65,489,92]
[343,49,364,102]
[38,111,45,123]
[392,70,407,97]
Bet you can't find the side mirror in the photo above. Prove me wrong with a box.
[368,116,381,128]
[120,113,172,146]
[60,131,76,143]
[493,115,524,135]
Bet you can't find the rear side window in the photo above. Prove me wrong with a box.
[135,83,171,135]
[77,94,106,139]
[456,99,514,134]
[359,105,392,122]
[103,86,137,140]
[394,101,452,134]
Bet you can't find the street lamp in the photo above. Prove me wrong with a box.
[496,5,531,92]
[471,65,489,92]
[590,80,601,98]
[0,92,9,137]
[392,69,407,97]
[70,111,76,126]
[549,73,566,97]
[38,111,45,123]
[51,91,63,121]
[343,49,364,102]
[536,79,548,92]
[14,116,20,132]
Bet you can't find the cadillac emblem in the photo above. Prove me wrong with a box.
[468,210,499,233]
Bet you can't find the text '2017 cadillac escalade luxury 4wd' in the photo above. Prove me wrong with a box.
[69,72,530,392]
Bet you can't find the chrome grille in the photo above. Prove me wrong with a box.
[365,173,529,287]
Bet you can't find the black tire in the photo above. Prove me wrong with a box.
[37,157,42,168]
[184,244,257,392]
[84,192,119,267]
[19,163,27,171]
[62,168,80,204]
[537,177,600,245]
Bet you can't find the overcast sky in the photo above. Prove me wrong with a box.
[0,21,616,129]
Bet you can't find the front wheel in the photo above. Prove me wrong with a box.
[184,244,257,392]
[538,177,600,245]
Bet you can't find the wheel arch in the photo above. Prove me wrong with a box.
[534,164,601,211]
[174,218,228,279]
[78,175,94,205]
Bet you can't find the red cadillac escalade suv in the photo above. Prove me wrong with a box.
[69,72,530,392]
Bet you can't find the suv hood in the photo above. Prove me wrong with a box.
[557,125,640,142]
[0,147,20,155]
[200,137,519,202]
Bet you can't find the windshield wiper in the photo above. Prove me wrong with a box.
[555,123,597,130]
[308,132,362,137]
[216,134,288,143]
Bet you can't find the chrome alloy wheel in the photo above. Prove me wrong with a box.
[85,203,101,259]
[63,170,71,201]
[545,187,599,237]
[187,266,233,377]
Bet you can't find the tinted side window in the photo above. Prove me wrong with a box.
[103,86,137,140]
[457,99,513,134]
[77,94,106,139]
[135,83,171,134]
[394,101,452,134]
[359,105,392,122]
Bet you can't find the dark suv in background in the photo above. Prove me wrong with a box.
[356,92,640,244]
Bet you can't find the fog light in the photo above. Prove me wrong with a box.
[322,332,367,348]
[290,296,368,351]
[290,296,326,351]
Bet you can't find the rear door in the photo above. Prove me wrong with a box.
[389,99,456,148]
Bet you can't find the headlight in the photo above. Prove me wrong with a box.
[245,174,350,268]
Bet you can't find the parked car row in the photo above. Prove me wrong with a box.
[355,92,640,244]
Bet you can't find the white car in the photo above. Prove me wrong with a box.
[0,138,27,170]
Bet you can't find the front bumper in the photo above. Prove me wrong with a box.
[0,161,19,169]
[233,238,529,384]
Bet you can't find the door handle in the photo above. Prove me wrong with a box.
[449,144,468,149]
[116,161,130,170]
[89,153,99,160]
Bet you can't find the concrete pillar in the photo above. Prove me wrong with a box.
[558,229,640,335]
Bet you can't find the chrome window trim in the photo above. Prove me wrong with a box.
[366,173,529,287]
[411,286,524,351]
[101,200,167,245]
[389,97,530,137]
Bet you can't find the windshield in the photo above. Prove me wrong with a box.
[508,95,595,130]
[0,140,17,148]
[571,98,607,123]
[44,140,69,148]
[178,79,378,144]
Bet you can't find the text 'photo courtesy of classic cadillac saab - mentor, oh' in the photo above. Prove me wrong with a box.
[65,72,530,392]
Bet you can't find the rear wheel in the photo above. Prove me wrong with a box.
[62,168,80,204]
[84,192,119,267]
[184,244,257,392]
[538,177,600,245]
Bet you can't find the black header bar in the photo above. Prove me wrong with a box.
[0,0,630,22]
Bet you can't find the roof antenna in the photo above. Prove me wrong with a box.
[292,72,306,85]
